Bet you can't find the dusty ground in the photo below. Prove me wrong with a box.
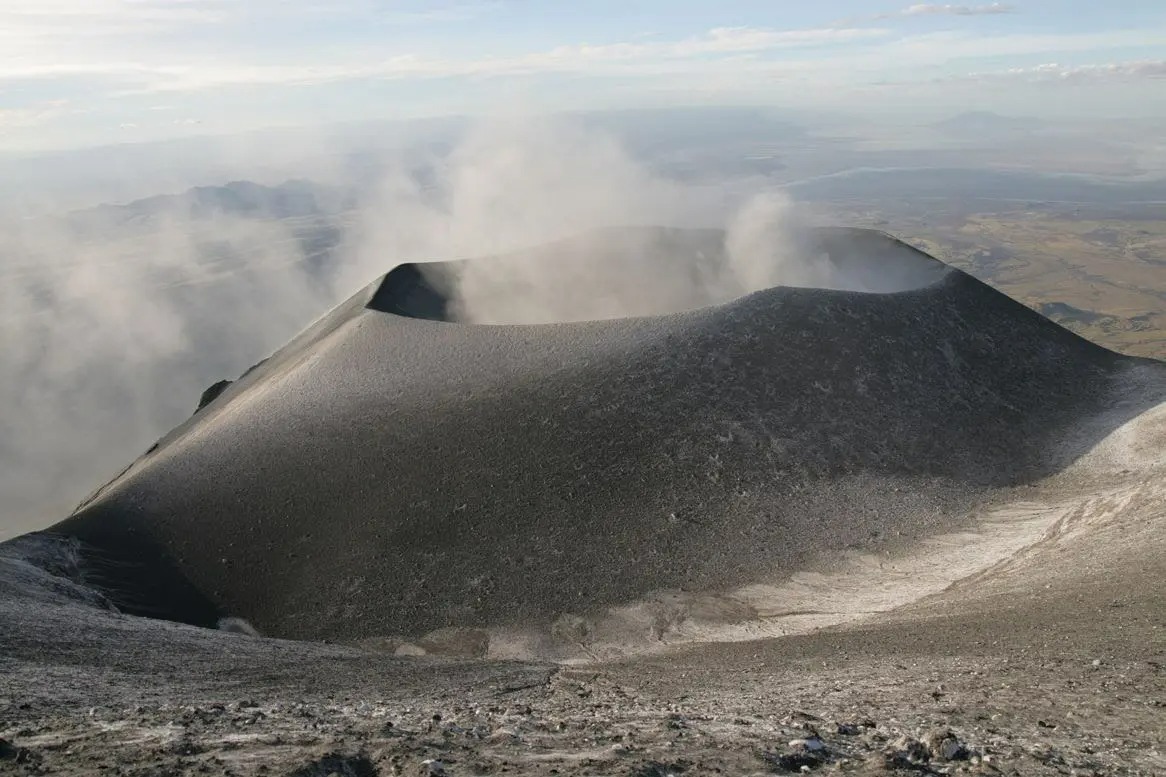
[1,608,1161,777]
[2,449,1162,777]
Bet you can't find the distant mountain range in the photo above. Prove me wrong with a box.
[70,179,355,228]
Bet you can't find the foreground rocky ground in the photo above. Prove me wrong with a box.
[2,619,1162,777]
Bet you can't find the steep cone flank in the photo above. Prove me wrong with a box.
[49,227,1165,641]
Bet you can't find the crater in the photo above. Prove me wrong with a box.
[367,226,952,324]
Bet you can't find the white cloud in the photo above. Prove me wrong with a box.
[852,2,1014,22]
[0,0,489,27]
[0,25,889,93]
[0,100,73,129]
[368,2,496,24]
[0,0,1155,100]
[0,0,489,76]
[971,60,1166,81]
[879,28,1166,63]
[3,22,1162,97]
[0,0,226,38]
[899,3,1014,16]
[481,26,888,72]
[1,0,1163,140]
[677,26,890,54]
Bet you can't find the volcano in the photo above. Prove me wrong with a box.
[33,227,1163,650]
[2,227,1162,775]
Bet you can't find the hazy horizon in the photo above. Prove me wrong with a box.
[1,1,1165,154]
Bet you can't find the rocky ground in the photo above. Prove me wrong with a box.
[3,495,1164,777]
[2,618,1162,777]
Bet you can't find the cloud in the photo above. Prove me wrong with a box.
[673,26,890,54]
[370,2,498,24]
[403,25,888,74]
[2,25,886,94]
[0,0,489,30]
[841,2,1015,24]
[898,3,1014,16]
[0,1,493,88]
[0,101,73,129]
[1,0,1163,143]
[968,59,1166,81]
[0,0,227,40]
[255,0,498,24]
[878,28,1166,65]
[21,20,1153,98]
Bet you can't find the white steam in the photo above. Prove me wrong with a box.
[725,191,830,291]
[347,118,830,324]
[336,118,705,291]
[0,210,330,537]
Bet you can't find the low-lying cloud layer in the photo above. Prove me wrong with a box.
[5,0,1164,153]
[977,60,1166,81]
[897,3,1013,17]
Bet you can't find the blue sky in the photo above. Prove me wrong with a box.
[1,1,1164,151]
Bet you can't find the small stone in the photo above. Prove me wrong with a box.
[940,738,969,761]
[886,736,930,766]
[197,379,232,411]
[785,711,823,725]
[421,759,447,776]
[488,728,520,744]
[1091,659,1102,667]
[0,739,36,765]
[924,729,970,761]
[788,737,826,753]
[395,643,427,657]
[836,723,861,736]
[769,737,829,772]
[768,750,825,772]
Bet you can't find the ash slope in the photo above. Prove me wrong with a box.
[42,227,1166,645]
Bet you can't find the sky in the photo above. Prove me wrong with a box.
[1,0,1165,151]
